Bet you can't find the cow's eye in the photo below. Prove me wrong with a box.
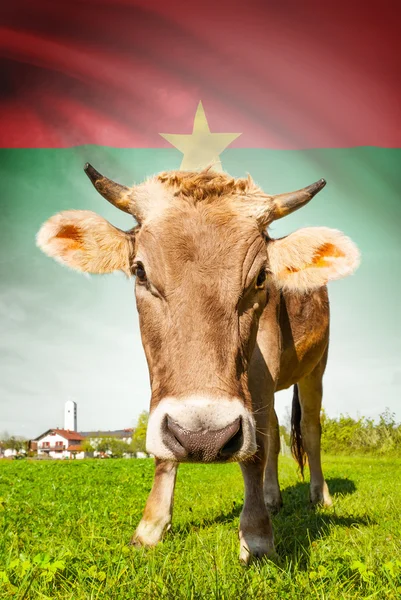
[135,262,147,284]
[256,268,266,288]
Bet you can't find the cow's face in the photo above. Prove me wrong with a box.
[37,167,359,463]
[133,203,268,462]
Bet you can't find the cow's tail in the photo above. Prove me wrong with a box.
[290,384,306,480]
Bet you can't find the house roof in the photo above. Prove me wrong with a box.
[68,445,84,452]
[79,429,133,439]
[33,429,85,442]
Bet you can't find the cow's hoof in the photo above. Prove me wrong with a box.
[130,519,170,548]
[239,532,275,565]
[310,481,333,508]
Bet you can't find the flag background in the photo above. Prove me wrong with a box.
[1,0,400,436]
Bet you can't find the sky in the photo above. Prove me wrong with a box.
[1,0,400,438]
[1,144,400,438]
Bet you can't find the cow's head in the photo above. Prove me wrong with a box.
[37,166,359,463]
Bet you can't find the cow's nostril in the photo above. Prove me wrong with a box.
[219,420,243,457]
[166,416,188,450]
[163,416,188,460]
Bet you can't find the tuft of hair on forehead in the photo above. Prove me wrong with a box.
[156,167,261,204]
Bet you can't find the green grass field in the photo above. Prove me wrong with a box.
[1,456,400,599]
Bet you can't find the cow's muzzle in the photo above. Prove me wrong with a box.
[146,396,257,463]
[163,415,243,462]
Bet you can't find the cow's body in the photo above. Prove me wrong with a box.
[134,285,331,560]
[37,167,359,563]
[277,288,329,392]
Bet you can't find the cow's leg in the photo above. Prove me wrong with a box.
[298,361,332,507]
[131,459,178,547]
[239,434,275,564]
[263,405,283,512]
[241,294,281,563]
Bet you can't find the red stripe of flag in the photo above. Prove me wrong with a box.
[0,0,400,148]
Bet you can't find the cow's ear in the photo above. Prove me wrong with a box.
[267,227,360,292]
[36,210,135,275]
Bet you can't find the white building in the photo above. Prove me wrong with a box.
[64,400,77,432]
[32,429,86,459]
[3,448,18,458]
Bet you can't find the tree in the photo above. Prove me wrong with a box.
[81,438,95,453]
[108,438,129,458]
[91,436,129,458]
[130,411,149,454]
[2,436,26,452]
[0,431,10,443]
[282,405,292,434]
[95,436,113,455]
[279,425,291,448]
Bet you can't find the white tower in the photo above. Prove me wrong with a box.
[64,400,77,431]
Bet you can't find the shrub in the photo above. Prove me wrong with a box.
[320,408,401,455]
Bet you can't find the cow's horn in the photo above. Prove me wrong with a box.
[270,178,327,220]
[84,163,132,214]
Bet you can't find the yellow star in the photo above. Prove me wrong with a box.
[159,101,241,172]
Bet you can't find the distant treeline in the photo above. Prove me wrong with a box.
[320,409,401,456]
[2,409,400,458]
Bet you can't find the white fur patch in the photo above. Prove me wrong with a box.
[268,227,361,292]
[36,210,132,274]
[133,465,177,547]
[146,396,256,461]
[133,179,174,223]
[133,519,169,547]
[239,531,275,564]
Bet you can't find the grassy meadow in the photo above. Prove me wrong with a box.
[0,456,400,599]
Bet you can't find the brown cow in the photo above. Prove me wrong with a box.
[37,165,360,563]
